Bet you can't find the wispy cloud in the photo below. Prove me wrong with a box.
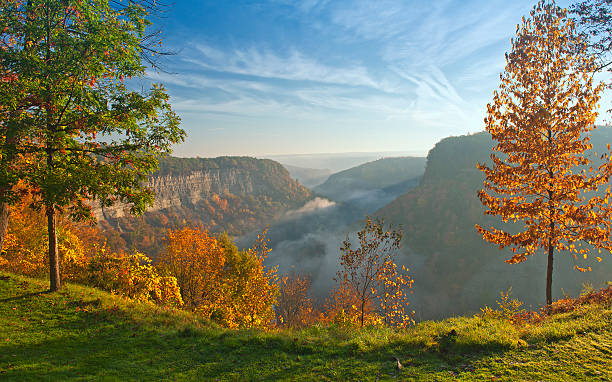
[187,45,384,90]
[156,0,540,156]
[326,0,527,64]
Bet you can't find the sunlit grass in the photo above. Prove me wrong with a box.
[1,272,610,381]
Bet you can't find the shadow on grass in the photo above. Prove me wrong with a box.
[0,290,51,303]
[0,278,518,381]
[0,313,519,381]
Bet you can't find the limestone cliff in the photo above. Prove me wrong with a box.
[97,156,313,255]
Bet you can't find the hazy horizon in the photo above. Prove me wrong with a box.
[168,149,430,173]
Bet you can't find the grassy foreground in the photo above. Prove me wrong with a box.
[0,272,610,381]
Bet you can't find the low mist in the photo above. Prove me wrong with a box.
[238,177,421,310]
[285,197,336,217]
[239,176,612,321]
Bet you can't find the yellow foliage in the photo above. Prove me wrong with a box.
[377,261,415,328]
[160,228,278,329]
[87,250,182,307]
[214,230,279,329]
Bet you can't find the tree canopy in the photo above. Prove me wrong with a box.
[477,0,612,305]
[0,0,185,290]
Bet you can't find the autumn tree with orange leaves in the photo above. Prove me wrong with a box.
[477,0,612,306]
[159,228,278,329]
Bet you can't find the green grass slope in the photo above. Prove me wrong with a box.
[1,272,611,381]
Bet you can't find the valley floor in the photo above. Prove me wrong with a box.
[0,273,610,381]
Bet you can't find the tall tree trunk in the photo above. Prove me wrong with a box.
[546,221,554,306]
[44,1,59,292]
[47,205,60,291]
[0,202,9,253]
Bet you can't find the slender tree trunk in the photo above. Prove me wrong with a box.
[46,142,60,290]
[360,300,365,328]
[47,205,60,291]
[43,1,59,292]
[546,221,554,306]
[0,202,9,253]
[546,244,554,306]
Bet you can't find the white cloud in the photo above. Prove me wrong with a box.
[188,45,384,90]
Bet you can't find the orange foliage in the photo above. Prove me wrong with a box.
[477,0,612,305]
[544,284,612,316]
[158,227,225,311]
[1,198,48,277]
[509,284,612,324]
[159,228,278,329]
[0,195,100,280]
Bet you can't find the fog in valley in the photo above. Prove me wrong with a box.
[239,148,612,321]
[239,159,426,315]
[237,180,456,320]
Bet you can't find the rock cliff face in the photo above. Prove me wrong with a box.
[95,167,275,220]
[97,156,313,256]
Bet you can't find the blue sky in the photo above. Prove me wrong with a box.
[147,0,573,157]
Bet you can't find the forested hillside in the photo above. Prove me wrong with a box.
[283,165,332,188]
[97,156,313,256]
[314,157,426,202]
[377,129,612,318]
